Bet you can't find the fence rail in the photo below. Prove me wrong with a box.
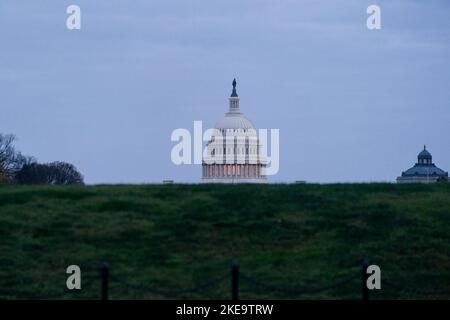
[2,259,448,300]
[109,272,230,298]
[241,272,356,295]
[97,259,447,300]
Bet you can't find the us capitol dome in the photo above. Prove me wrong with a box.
[202,79,267,183]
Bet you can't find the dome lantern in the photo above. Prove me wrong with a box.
[418,145,432,164]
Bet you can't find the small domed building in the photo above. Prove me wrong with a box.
[202,79,267,183]
[397,146,448,183]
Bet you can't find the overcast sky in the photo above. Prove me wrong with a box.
[1,0,449,183]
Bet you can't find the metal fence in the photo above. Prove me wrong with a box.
[3,259,449,300]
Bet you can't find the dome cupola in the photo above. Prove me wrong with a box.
[418,145,432,164]
[214,78,256,130]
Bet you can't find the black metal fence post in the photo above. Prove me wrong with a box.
[362,259,370,301]
[101,263,109,301]
[231,259,239,300]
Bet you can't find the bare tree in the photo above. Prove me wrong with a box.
[48,161,84,185]
[0,134,31,180]
[1,133,84,185]
[14,161,84,185]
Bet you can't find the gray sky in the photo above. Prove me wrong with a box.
[1,0,449,183]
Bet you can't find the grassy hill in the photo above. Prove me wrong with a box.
[0,183,449,300]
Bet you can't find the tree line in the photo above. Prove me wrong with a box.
[0,133,84,185]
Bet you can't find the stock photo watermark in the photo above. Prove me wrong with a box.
[66,5,81,30]
[170,121,280,176]
[366,264,381,290]
[367,5,381,30]
[66,265,81,290]
[63,5,381,32]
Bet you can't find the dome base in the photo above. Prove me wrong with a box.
[202,177,267,184]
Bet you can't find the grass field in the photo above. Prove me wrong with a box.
[0,183,449,300]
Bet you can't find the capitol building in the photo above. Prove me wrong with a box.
[202,79,267,183]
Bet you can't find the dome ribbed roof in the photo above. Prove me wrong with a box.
[214,113,255,130]
[402,164,447,177]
